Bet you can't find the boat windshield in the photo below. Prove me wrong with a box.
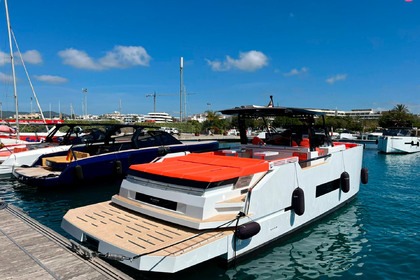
[383,128,412,136]
[44,123,144,145]
[132,129,182,148]
[220,104,332,150]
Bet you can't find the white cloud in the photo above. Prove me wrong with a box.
[0,51,8,66]
[99,46,151,68]
[58,45,151,70]
[284,67,308,76]
[0,72,14,83]
[207,50,268,72]
[326,74,347,84]
[58,48,102,70]
[20,50,42,64]
[0,50,42,66]
[206,60,223,71]
[34,75,67,84]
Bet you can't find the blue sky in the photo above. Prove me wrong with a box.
[0,0,419,118]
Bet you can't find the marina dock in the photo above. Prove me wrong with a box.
[0,201,133,280]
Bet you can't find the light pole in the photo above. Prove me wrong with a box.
[180,57,183,122]
[82,88,88,119]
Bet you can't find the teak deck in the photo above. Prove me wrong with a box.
[0,202,133,280]
[64,200,234,257]
[14,166,61,178]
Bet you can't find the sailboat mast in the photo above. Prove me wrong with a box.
[4,0,19,139]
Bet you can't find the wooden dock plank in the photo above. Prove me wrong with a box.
[0,202,133,280]
[0,234,55,279]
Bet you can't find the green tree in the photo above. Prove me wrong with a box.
[201,111,228,134]
[229,116,265,132]
[186,120,201,134]
[272,116,302,127]
[378,104,415,128]
[413,114,420,128]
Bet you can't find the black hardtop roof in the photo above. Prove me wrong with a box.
[45,123,154,142]
[51,123,148,129]
[219,105,325,117]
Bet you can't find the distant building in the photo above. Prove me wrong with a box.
[123,114,143,123]
[16,112,44,119]
[144,112,173,123]
[188,113,207,123]
[101,111,122,120]
[100,112,143,123]
[187,112,228,123]
[310,108,382,120]
[344,109,382,119]
[73,114,99,120]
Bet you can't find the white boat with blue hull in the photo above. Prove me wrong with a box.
[62,101,368,273]
[13,124,218,188]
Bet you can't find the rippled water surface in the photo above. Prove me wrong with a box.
[0,149,419,279]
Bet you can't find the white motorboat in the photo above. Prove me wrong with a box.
[377,128,420,154]
[0,123,82,178]
[0,125,66,164]
[338,131,358,140]
[0,145,70,179]
[62,102,368,273]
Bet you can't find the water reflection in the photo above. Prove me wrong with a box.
[223,202,366,279]
[0,178,120,236]
[381,152,420,179]
[358,151,420,279]
[129,202,367,280]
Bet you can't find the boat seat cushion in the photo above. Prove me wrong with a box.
[129,152,269,183]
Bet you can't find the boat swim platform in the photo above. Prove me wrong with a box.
[13,166,61,178]
[0,201,133,280]
[63,200,234,258]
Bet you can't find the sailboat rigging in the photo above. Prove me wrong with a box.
[11,29,48,131]
[2,0,48,140]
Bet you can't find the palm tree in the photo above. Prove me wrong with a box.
[205,110,220,123]
[202,110,227,134]
[394,104,409,114]
[379,104,414,128]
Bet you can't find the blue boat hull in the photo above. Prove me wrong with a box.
[16,142,218,188]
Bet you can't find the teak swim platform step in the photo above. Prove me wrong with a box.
[0,201,133,280]
[64,200,234,257]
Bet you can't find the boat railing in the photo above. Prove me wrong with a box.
[297,153,332,164]
[226,143,350,167]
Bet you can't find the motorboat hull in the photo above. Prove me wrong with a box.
[378,136,420,154]
[13,141,218,188]
[0,145,71,179]
[62,143,365,273]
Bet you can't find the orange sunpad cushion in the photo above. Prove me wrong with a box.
[130,152,269,182]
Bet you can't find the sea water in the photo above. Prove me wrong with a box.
[0,148,419,279]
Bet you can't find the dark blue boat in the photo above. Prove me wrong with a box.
[12,123,218,188]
